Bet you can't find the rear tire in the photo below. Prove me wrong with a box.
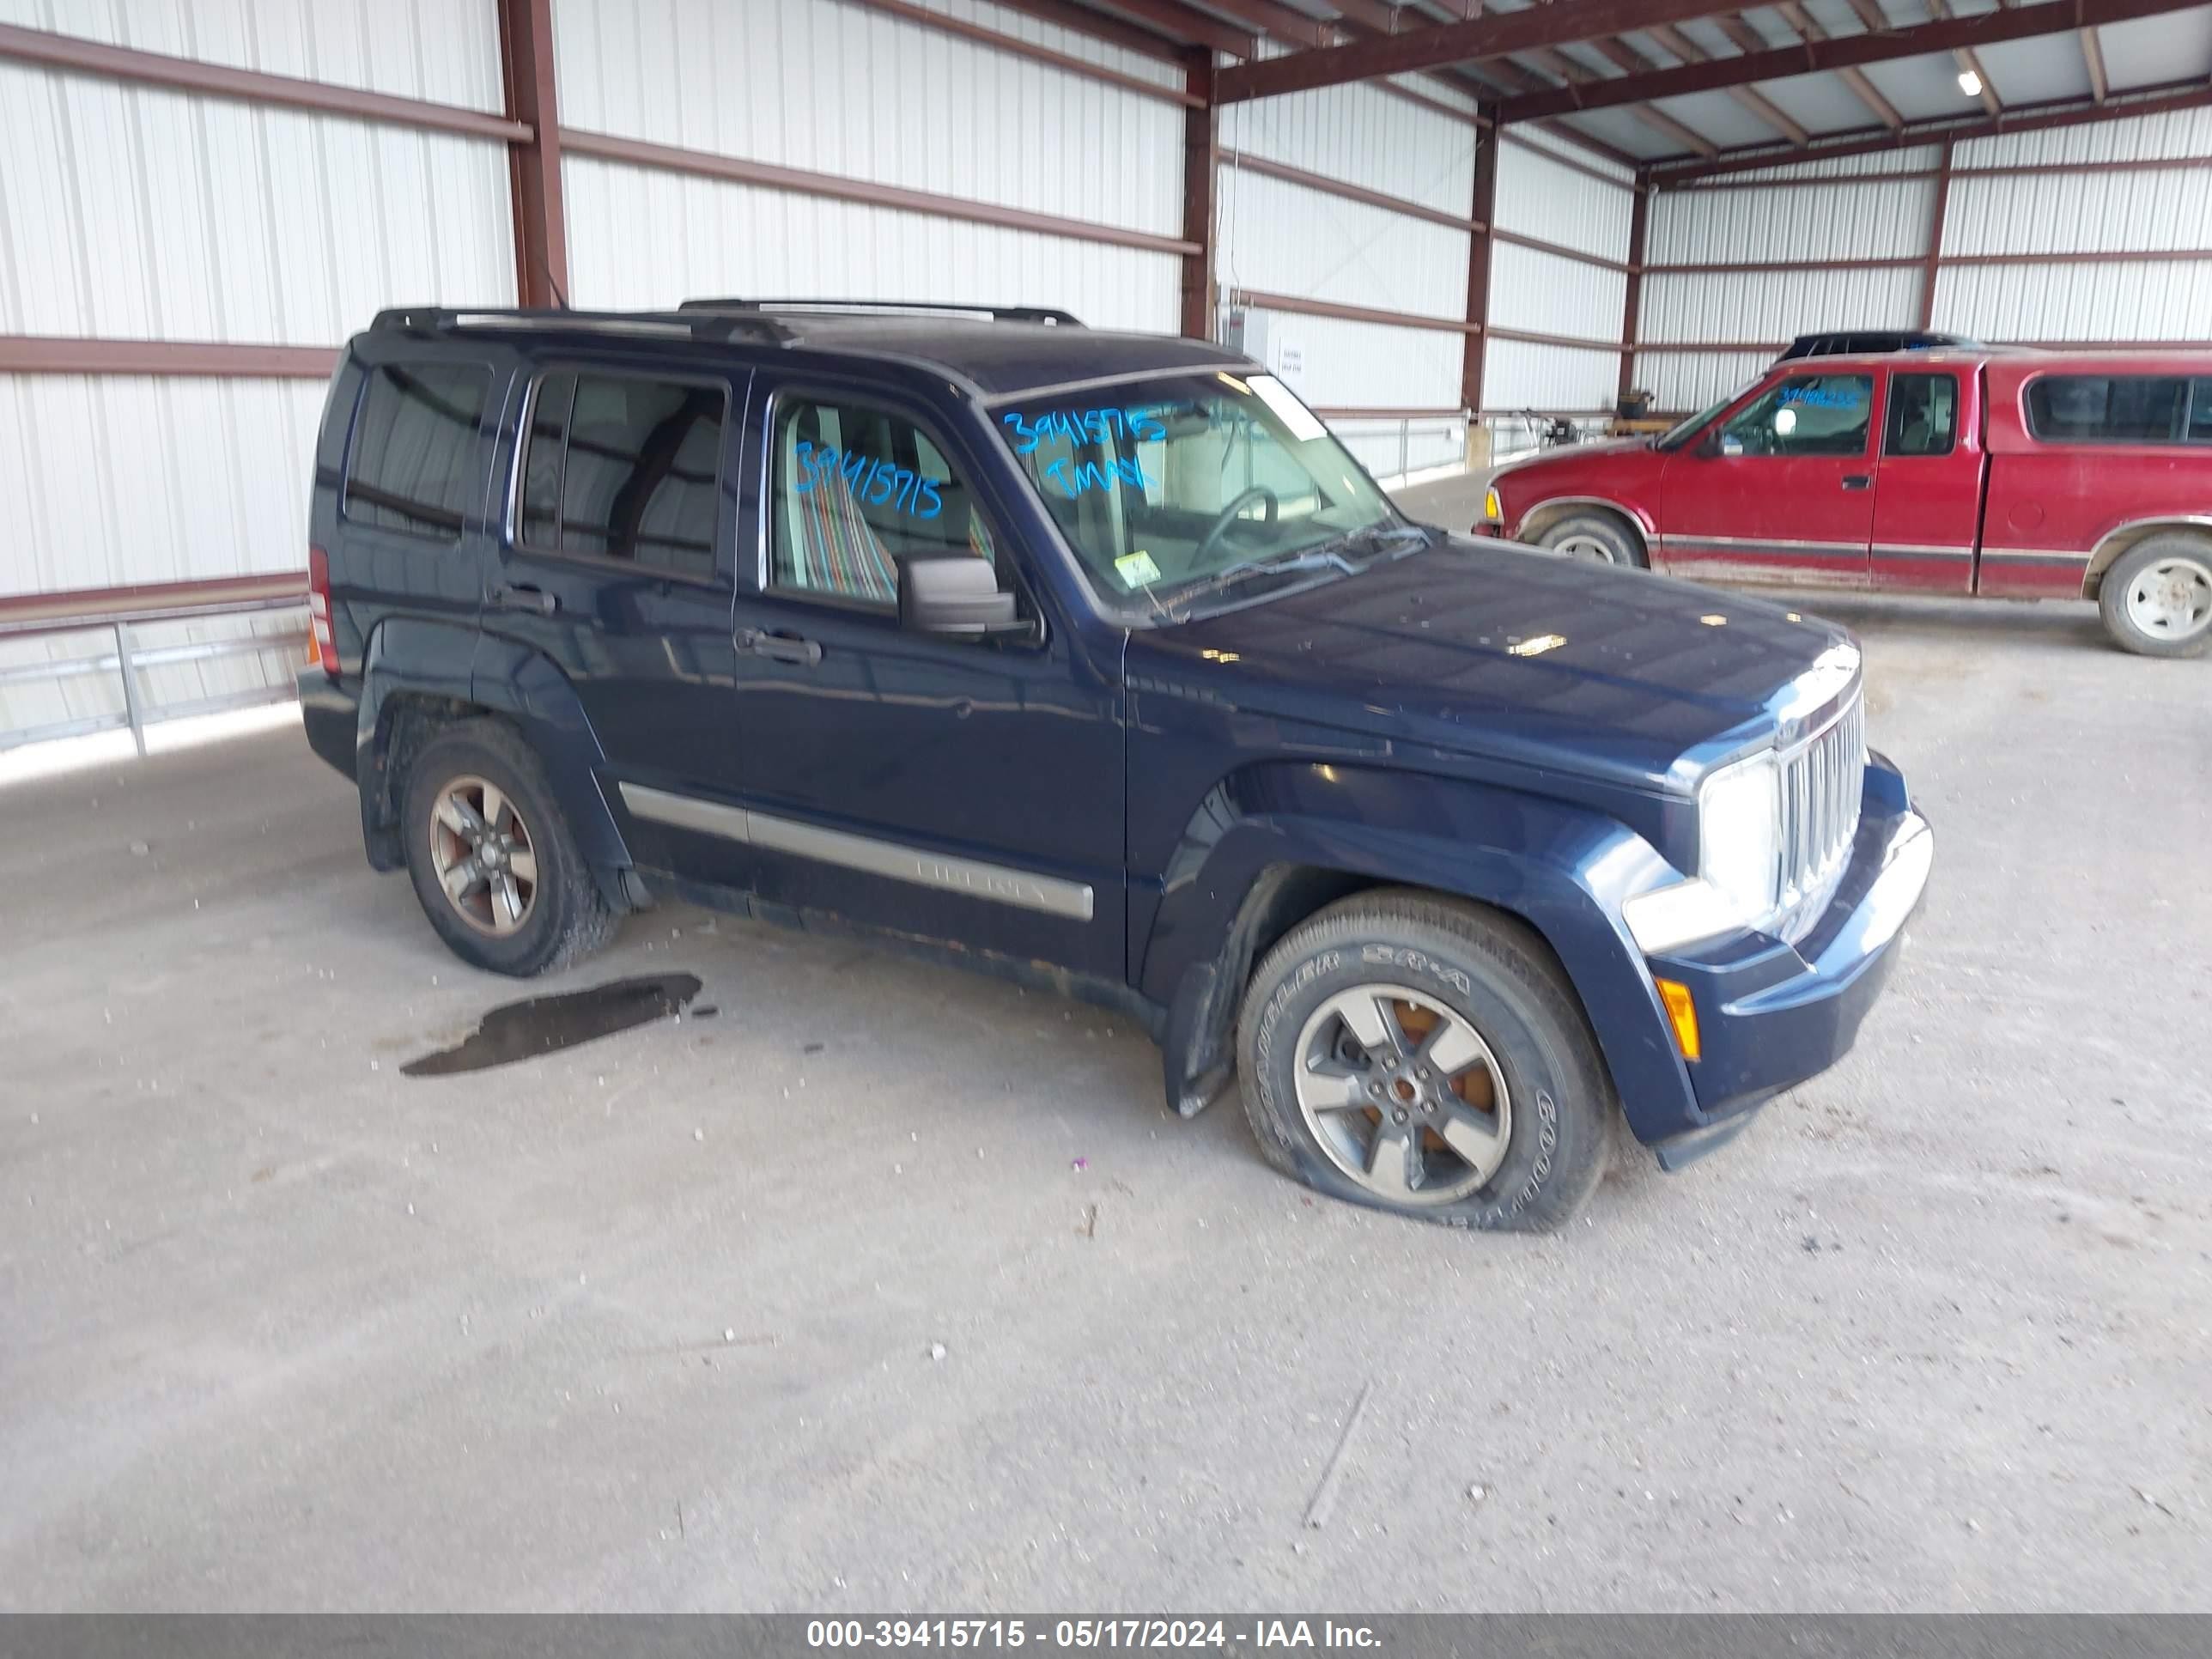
[1536,512,1646,568]
[399,719,618,976]
[2100,537,2212,658]
[1235,890,1614,1232]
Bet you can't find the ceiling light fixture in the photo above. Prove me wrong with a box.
[1957,67,1984,96]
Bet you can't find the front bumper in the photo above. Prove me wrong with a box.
[1643,757,1933,1155]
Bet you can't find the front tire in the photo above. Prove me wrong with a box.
[1235,891,1614,1231]
[1536,512,1646,568]
[2100,537,2212,658]
[399,718,618,976]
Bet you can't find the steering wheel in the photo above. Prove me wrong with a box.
[1194,487,1280,563]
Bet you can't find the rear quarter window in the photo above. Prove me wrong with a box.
[343,363,493,542]
[2024,374,2190,444]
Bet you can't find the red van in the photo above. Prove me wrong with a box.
[1478,350,2212,657]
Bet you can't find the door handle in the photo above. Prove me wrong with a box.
[1841,474,1872,491]
[737,627,823,666]
[490,582,558,615]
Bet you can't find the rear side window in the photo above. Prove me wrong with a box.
[2026,375,2189,444]
[1885,373,1958,457]
[2189,379,2212,444]
[343,363,492,542]
[519,371,726,580]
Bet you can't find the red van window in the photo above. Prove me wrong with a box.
[2025,375,2188,444]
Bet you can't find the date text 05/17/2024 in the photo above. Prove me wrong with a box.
[805,1618,1382,1649]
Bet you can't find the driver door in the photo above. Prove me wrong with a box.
[1661,369,1881,588]
[708,380,1127,980]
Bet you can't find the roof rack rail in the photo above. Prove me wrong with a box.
[368,305,793,343]
[677,298,1085,327]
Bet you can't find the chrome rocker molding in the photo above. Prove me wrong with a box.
[618,781,1097,923]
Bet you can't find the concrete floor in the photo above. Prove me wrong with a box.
[3,495,2209,1611]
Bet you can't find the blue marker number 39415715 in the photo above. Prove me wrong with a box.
[793,441,944,520]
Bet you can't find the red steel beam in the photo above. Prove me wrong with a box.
[0,337,337,377]
[996,0,1235,60]
[1651,81,2212,183]
[1218,0,1753,100]
[1224,286,1474,334]
[849,0,1200,104]
[1772,2,1904,131]
[1917,140,1954,330]
[1619,179,1650,404]
[0,19,530,142]
[1202,0,1330,48]
[498,0,568,309]
[561,128,1200,257]
[1492,228,1632,272]
[1222,149,1483,230]
[1462,132,1499,412]
[1502,0,2207,123]
[1181,46,1218,341]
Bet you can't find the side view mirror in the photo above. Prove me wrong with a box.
[898,555,1030,638]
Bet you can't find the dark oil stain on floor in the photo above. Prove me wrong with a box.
[402,973,702,1077]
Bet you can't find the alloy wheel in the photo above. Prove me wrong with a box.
[428,775,539,936]
[1291,983,1512,1205]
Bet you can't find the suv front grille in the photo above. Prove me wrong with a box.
[1773,692,1866,945]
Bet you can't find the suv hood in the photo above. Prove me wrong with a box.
[1126,538,1852,793]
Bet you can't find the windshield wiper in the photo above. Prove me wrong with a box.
[1164,523,1434,615]
[1164,547,1358,611]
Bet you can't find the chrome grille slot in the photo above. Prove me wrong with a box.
[1772,692,1866,943]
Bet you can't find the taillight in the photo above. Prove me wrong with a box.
[307,545,340,678]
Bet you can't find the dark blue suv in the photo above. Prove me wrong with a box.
[300,300,1933,1230]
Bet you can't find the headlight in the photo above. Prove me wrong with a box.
[1623,750,1782,954]
[1483,487,1503,521]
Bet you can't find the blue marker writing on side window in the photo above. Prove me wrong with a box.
[793,441,943,519]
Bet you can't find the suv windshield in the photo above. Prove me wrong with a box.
[993,371,1401,612]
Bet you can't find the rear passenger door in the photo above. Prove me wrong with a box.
[1869,368,1978,593]
[481,359,752,886]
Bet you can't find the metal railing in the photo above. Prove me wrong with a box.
[0,595,309,756]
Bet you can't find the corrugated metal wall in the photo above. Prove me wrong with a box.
[0,0,514,605]
[556,0,1183,328]
[1636,106,2212,409]
[1934,107,2212,342]
[1484,132,1635,412]
[1217,76,1475,428]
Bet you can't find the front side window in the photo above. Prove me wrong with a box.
[1885,373,1959,457]
[769,398,998,608]
[2026,375,2189,444]
[519,371,726,580]
[2190,379,2212,445]
[1719,374,1874,459]
[343,363,492,542]
[993,371,1398,610]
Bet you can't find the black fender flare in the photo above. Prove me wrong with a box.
[355,621,635,907]
[1140,763,1699,1144]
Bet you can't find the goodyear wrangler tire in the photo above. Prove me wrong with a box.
[1235,890,1614,1231]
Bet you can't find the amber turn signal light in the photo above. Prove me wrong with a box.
[1655,977,1701,1062]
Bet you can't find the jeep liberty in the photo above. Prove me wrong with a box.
[300,300,1935,1230]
